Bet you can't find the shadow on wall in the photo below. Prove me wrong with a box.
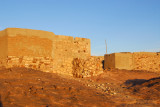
[0,96,3,107]
[102,60,104,70]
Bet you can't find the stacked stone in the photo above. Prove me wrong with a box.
[133,53,160,72]
[53,58,73,76]
[72,58,84,78]
[73,37,91,58]
[51,36,91,76]
[53,36,90,59]
[0,59,6,68]
[6,56,54,72]
[73,56,104,78]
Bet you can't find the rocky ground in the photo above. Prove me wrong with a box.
[0,67,159,107]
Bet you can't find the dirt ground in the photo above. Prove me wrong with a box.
[0,67,159,107]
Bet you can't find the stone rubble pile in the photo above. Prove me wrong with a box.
[72,56,104,78]
[94,83,117,95]
[84,79,117,95]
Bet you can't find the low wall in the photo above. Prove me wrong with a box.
[6,56,73,76]
[73,56,104,78]
[52,57,74,76]
[104,53,133,70]
[6,56,54,72]
[104,52,160,73]
[5,56,104,77]
[133,52,160,72]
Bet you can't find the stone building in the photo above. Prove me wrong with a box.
[0,28,104,77]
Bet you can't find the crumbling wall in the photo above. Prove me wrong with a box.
[73,56,104,78]
[133,52,160,72]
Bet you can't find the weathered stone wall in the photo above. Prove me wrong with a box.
[133,52,160,72]
[7,56,54,72]
[73,56,104,78]
[0,30,7,68]
[52,35,90,76]
[6,28,54,57]
[104,52,160,73]
[0,28,91,76]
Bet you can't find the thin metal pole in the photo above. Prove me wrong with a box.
[105,40,107,54]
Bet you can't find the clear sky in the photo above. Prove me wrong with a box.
[0,0,160,56]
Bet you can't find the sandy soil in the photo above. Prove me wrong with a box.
[0,67,159,107]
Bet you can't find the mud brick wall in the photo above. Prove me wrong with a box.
[73,56,104,78]
[133,52,160,72]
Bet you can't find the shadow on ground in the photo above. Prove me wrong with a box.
[125,79,147,87]
[125,77,160,88]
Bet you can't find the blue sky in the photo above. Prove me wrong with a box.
[0,0,160,56]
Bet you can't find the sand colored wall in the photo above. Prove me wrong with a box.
[5,28,90,58]
[133,52,160,72]
[0,30,8,58]
[52,36,90,58]
[6,28,55,40]
[52,35,91,75]
[6,28,54,57]
[104,53,132,70]
[115,53,133,70]
[104,53,115,69]
[7,56,54,72]
[0,30,8,67]
[104,52,160,72]
[0,28,91,76]
[8,36,53,57]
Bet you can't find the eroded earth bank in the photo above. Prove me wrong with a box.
[0,67,159,107]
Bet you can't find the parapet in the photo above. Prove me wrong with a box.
[54,35,74,42]
[133,52,157,56]
[5,28,55,40]
[74,37,90,42]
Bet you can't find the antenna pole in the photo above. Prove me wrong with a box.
[105,40,107,54]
